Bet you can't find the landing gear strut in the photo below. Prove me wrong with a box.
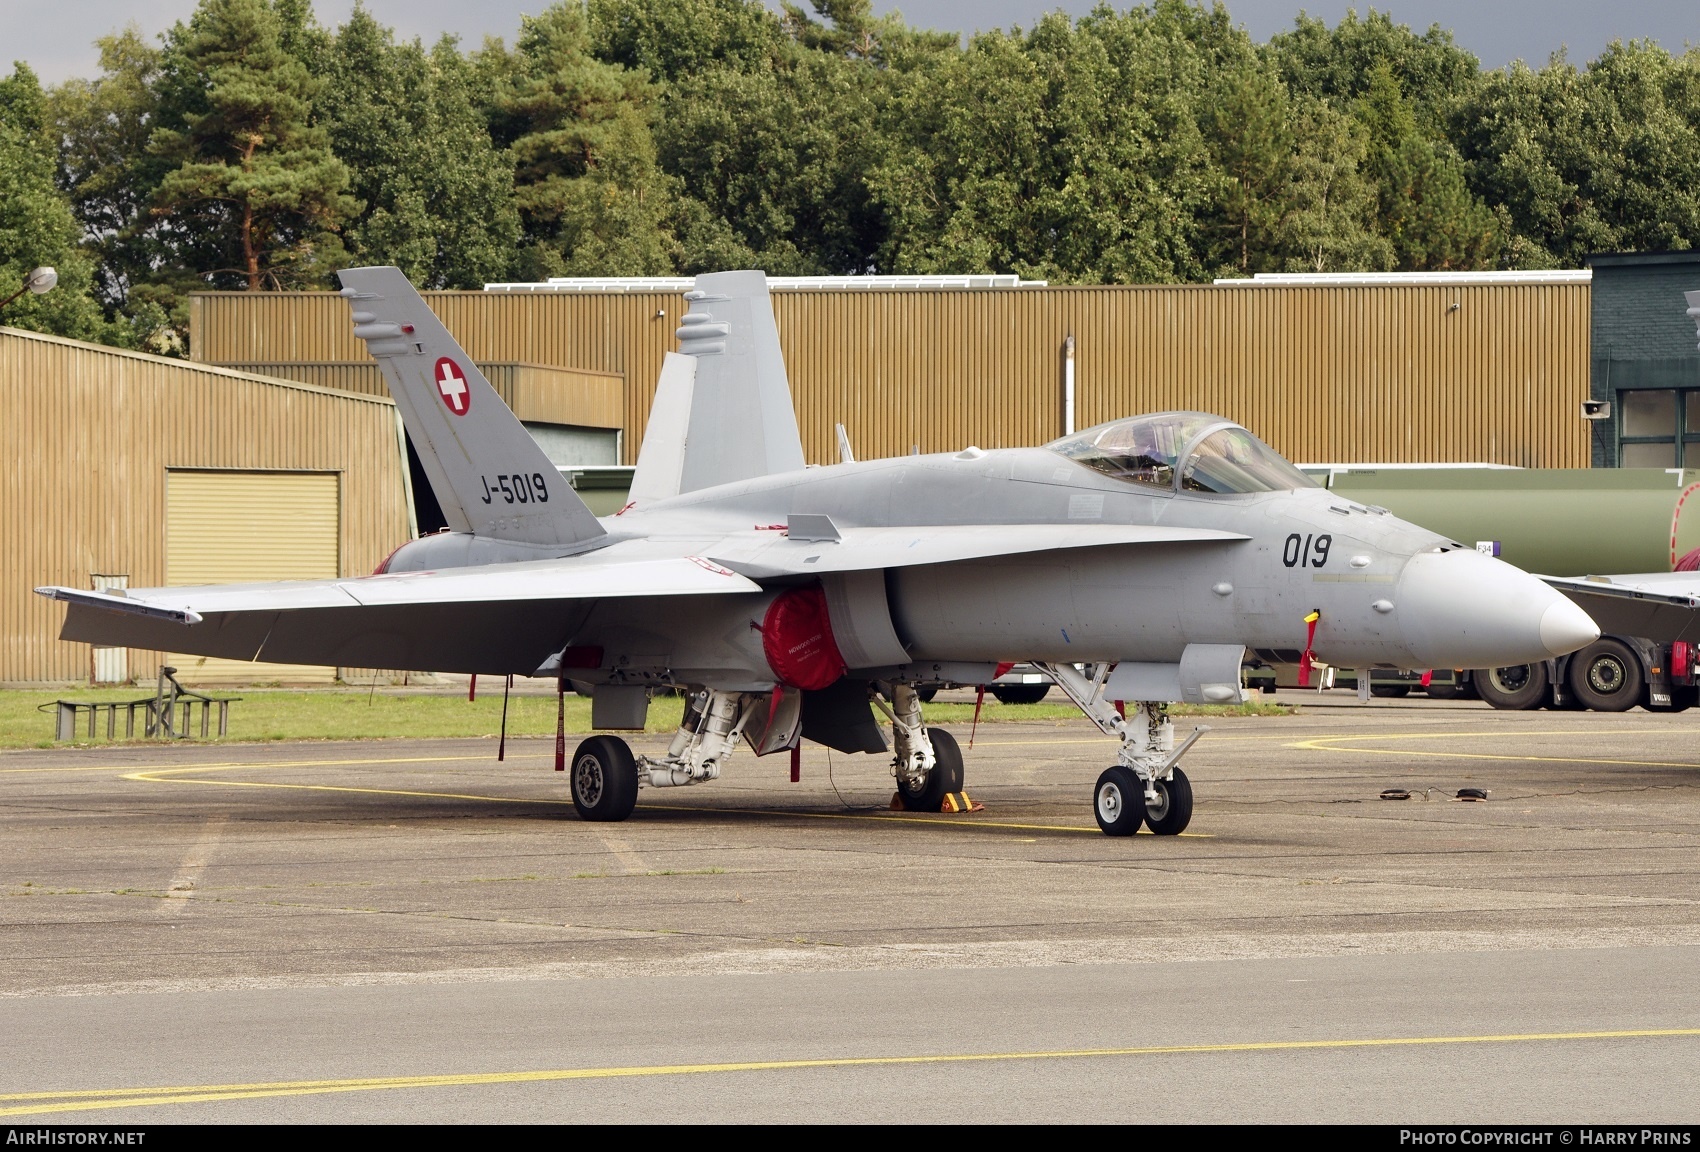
[566,688,790,823]
[1037,662,1203,837]
[874,682,963,810]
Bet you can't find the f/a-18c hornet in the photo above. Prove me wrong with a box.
[38,267,1602,837]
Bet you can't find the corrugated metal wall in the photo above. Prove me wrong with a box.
[166,470,341,685]
[218,361,625,429]
[3,327,409,683]
[190,283,1591,469]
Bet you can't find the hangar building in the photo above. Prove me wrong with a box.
[19,260,1700,686]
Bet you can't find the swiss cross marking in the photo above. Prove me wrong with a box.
[434,357,471,416]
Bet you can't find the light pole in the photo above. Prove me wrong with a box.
[0,266,59,316]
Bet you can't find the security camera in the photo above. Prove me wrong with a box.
[1581,400,1611,421]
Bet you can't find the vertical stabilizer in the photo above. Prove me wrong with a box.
[672,270,806,494]
[628,352,697,503]
[337,266,606,548]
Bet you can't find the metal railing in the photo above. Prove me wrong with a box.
[47,667,239,742]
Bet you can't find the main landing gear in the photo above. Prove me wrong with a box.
[566,682,969,822]
[1036,662,1202,838]
[568,688,773,823]
[872,682,963,810]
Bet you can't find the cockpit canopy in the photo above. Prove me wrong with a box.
[1046,412,1317,495]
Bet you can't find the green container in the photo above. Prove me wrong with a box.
[1324,468,1700,577]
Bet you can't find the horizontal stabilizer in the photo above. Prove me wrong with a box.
[706,523,1247,578]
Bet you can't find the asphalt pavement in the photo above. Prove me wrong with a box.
[4,697,1699,1123]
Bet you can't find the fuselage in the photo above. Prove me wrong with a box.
[386,431,1598,687]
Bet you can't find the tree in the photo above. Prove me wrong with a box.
[1276,102,1392,272]
[0,64,139,343]
[1269,8,1481,131]
[148,0,357,292]
[1456,42,1700,266]
[484,3,677,278]
[319,7,519,288]
[661,44,888,274]
[587,0,784,81]
[1353,64,1499,269]
[871,3,1230,283]
[46,29,166,317]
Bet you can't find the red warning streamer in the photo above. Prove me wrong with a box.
[554,674,566,771]
[1297,610,1321,688]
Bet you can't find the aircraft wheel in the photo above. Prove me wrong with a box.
[1143,767,1194,836]
[896,728,963,811]
[991,684,1051,705]
[1093,766,1144,836]
[1567,639,1644,712]
[1474,663,1548,710]
[570,735,639,822]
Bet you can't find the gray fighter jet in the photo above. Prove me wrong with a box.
[38,268,1600,837]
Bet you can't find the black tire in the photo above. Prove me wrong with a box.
[896,728,964,811]
[1474,663,1548,710]
[1093,766,1144,836]
[1369,684,1410,698]
[570,735,639,822]
[915,685,938,704]
[1143,766,1194,836]
[990,683,1051,705]
[1665,686,1698,713]
[1425,681,1460,700]
[1567,639,1645,712]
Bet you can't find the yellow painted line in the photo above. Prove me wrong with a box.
[0,753,493,777]
[1290,729,1658,745]
[119,764,1208,837]
[642,802,1211,837]
[121,767,575,808]
[5,1027,1697,1117]
[1288,732,1700,771]
[0,764,153,775]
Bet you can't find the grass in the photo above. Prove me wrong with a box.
[0,687,1293,749]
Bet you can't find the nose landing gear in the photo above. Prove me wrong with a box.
[1040,661,1204,838]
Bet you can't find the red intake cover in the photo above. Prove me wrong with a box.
[761,585,847,691]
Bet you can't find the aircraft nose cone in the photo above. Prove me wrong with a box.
[1396,548,1599,669]
[1539,597,1600,657]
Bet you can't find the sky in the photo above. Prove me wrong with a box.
[6,0,1696,85]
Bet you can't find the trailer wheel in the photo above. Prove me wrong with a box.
[1567,639,1644,712]
[1474,663,1548,710]
[1666,686,1698,713]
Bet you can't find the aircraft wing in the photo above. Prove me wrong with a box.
[1542,573,1700,644]
[706,522,1248,578]
[38,556,761,675]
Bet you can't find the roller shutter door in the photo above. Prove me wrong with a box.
[167,470,340,685]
